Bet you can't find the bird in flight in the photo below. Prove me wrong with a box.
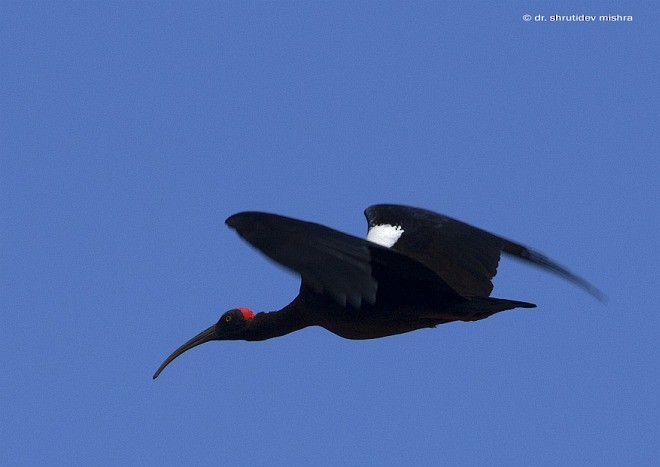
[153,204,603,379]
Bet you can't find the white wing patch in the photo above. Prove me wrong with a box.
[366,224,405,248]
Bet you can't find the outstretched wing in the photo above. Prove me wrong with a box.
[225,211,462,309]
[365,204,604,301]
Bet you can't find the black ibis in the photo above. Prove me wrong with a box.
[153,204,603,379]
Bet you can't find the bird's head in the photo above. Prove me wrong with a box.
[153,307,254,379]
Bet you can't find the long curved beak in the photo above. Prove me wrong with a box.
[153,324,217,379]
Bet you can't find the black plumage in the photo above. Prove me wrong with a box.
[153,204,603,379]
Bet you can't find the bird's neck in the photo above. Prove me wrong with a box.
[244,302,310,341]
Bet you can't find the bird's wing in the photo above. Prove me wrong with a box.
[225,211,462,309]
[364,204,604,300]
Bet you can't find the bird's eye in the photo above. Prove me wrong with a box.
[224,315,233,323]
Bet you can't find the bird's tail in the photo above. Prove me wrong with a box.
[459,296,536,321]
[422,296,536,323]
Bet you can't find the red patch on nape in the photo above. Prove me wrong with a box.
[236,307,254,320]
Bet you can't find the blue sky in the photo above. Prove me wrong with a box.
[2,1,658,465]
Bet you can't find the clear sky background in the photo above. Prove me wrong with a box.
[2,1,658,465]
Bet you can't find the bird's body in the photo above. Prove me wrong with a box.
[153,204,603,379]
[244,284,532,342]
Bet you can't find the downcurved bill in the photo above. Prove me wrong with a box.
[153,324,217,379]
